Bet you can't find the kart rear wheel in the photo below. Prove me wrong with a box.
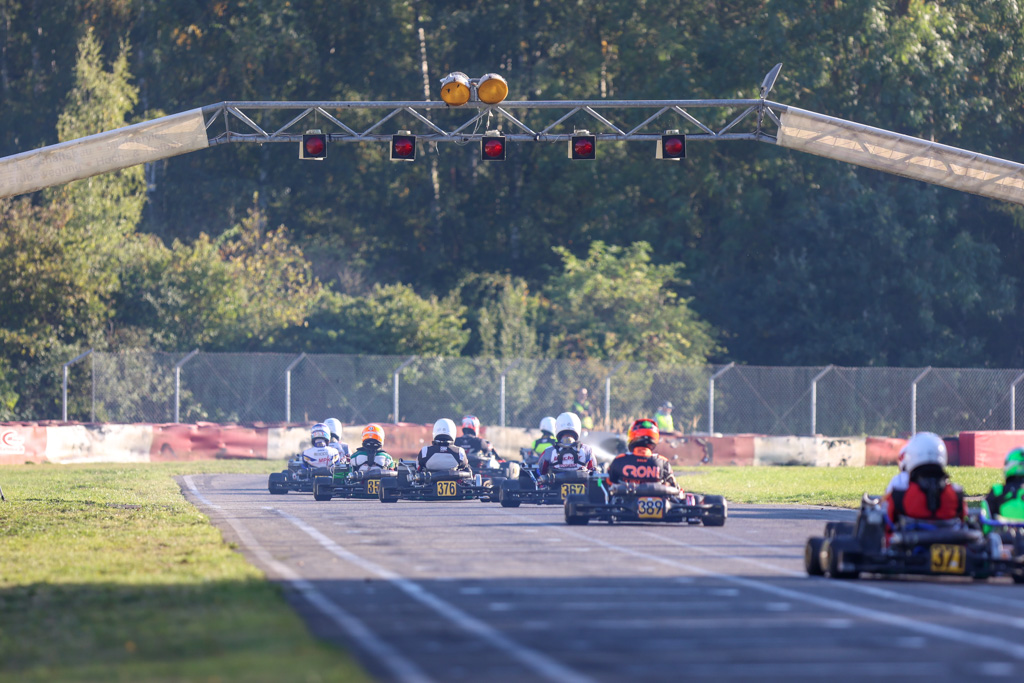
[565,494,590,526]
[499,481,521,508]
[268,472,288,494]
[503,461,521,480]
[805,537,825,576]
[823,538,859,579]
[702,495,727,527]
[1013,573,1024,584]
[313,476,333,502]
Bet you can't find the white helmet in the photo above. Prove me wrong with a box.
[539,416,556,434]
[902,432,947,473]
[324,418,343,440]
[433,418,457,441]
[555,412,582,440]
[310,423,330,447]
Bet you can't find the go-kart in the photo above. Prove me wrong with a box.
[519,446,542,472]
[499,468,592,507]
[805,495,1024,582]
[312,465,397,502]
[268,455,322,494]
[378,464,498,503]
[563,476,727,526]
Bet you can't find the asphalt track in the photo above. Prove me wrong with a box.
[181,474,1024,683]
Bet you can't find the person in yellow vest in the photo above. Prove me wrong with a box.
[572,388,595,431]
[654,401,675,434]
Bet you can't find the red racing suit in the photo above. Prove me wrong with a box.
[885,469,966,527]
[606,447,678,489]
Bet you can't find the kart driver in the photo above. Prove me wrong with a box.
[883,443,909,495]
[982,447,1024,522]
[607,418,678,488]
[531,416,558,459]
[301,422,343,472]
[454,415,498,457]
[537,412,596,476]
[349,424,397,473]
[884,431,966,527]
[324,417,351,463]
[418,418,473,473]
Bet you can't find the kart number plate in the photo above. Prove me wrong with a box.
[560,483,586,500]
[436,480,458,497]
[637,497,665,519]
[366,479,380,495]
[930,544,966,574]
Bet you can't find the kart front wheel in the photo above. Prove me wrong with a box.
[823,538,859,580]
[313,477,333,502]
[499,481,521,508]
[805,537,825,576]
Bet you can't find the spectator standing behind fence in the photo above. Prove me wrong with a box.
[654,402,675,434]
[572,388,595,431]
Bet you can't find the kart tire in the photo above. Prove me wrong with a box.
[378,485,399,503]
[805,537,826,576]
[499,480,521,508]
[268,472,288,494]
[565,494,590,526]
[313,476,333,502]
[825,521,855,538]
[587,480,606,505]
[702,495,727,527]
[823,538,859,579]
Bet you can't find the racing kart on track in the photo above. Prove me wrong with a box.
[805,495,1024,582]
[378,464,498,503]
[499,468,592,507]
[563,477,727,526]
[268,455,323,494]
[312,465,395,502]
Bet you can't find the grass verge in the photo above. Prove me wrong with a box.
[0,460,369,683]
[677,465,1004,508]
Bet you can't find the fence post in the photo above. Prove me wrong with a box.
[90,353,96,423]
[910,367,932,435]
[393,356,416,422]
[708,362,735,435]
[810,365,834,436]
[62,349,93,422]
[285,353,307,423]
[603,361,626,430]
[500,360,521,428]
[174,349,200,423]
[1012,371,1024,430]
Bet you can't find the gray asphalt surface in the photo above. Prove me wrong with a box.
[181,474,1024,682]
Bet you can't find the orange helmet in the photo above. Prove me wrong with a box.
[361,423,385,446]
[627,418,660,449]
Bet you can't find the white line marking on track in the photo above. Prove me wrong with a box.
[181,476,433,683]
[555,527,1024,661]
[269,507,596,683]
[669,528,1024,632]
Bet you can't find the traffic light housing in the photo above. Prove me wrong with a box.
[568,132,596,160]
[391,132,416,161]
[481,132,506,161]
[657,131,686,161]
[300,130,327,160]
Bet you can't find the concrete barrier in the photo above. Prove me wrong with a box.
[753,436,865,467]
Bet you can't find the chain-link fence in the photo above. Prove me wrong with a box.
[66,352,1024,436]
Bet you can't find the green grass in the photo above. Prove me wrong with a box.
[677,465,1005,508]
[0,460,369,683]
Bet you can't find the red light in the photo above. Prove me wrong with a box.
[394,140,414,157]
[663,137,684,156]
[304,137,326,157]
[483,139,504,158]
[573,139,594,157]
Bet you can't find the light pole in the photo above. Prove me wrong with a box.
[62,349,93,422]
[174,349,199,423]
[708,362,735,435]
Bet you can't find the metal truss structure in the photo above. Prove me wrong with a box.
[200,97,784,147]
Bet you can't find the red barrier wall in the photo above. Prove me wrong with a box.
[0,423,48,464]
[865,437,906,467]
[958,431,1024,468]
[658,435,755,466]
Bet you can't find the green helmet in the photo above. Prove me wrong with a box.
[1005,448,1024,478]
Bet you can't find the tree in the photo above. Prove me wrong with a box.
[541,241,717,364]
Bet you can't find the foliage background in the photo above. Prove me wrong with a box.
[1,1,1023,419]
